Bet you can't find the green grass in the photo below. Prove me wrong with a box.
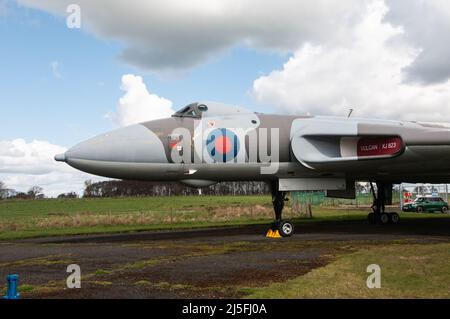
[0,195,270,218]
[0,195,448,240]
[0,195,269,239]
[243,243,450,298]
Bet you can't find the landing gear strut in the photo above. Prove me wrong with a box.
[266,182,294,238]
[368,181,400,225]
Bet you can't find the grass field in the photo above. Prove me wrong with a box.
[0,196,283,240]
[243,243,450,298]
[0,195,304,240]
[0,195,448,240]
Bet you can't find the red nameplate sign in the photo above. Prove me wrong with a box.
[357,137,403,157]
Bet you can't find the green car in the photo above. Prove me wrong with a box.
[402,196,449,213]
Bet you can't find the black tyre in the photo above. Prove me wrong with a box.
[270,221,279,231]
[416,206,424,213]
[389,212,400,224]
[441,206,449,214]
[368,213,376,224]
[378,212,390,225]
[278,220,294,237]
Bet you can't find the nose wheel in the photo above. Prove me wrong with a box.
[267,220,295,238]
[279,220,295,237]
[266,182,294,238]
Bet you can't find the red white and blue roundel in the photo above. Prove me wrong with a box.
[206,128,240,162]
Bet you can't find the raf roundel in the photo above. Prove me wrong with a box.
[206,128,240,162]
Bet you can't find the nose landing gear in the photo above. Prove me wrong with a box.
[266,182,294,238]
[368,181,400,225]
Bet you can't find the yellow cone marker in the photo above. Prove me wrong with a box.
[266,229,282,238]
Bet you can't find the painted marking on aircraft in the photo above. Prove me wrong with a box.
[169,134,181,149]
[206,128,240,162]
[357,137,403,157]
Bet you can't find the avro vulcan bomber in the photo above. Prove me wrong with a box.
[55,101,450,237]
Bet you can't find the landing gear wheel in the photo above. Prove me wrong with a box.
[368,213,376,224]
[278,220,294,237]
[389,212,400,224]
[267,182,292,238]
[378,212,390,225]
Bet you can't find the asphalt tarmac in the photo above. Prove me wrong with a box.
[1,217,449,298]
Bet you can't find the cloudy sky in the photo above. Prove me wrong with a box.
[1,0,450,196]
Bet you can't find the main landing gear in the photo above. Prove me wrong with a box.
[368,181,400,225]
[266,182,294,238]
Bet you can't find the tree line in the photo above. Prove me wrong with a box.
[0,180,270,200]
[0,181,46,200]
[83,180,270,197]
[2,179,443,200]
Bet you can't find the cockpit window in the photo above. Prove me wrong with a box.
[172,102,208,118]
[185,109,197,117]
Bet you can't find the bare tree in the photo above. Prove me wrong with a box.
[430,185,439,194]
[414,185,429,195]
[83,180,93,197]
[0,181,6,199]
[355,182,369,194]
[27,186,44,199]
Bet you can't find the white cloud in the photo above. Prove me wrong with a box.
[17,1,450,83]
[107,74,174,127]
[18,0,368,73]
[50,60,62,78]
[0,139,101,197]
[385,0,450,84]
[252,1,450,121]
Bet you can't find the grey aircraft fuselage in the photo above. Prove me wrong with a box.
[55,101,450,193]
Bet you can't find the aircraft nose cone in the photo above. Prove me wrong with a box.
[64,124,167,164]
[54,153,66,162]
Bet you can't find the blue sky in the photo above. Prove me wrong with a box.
[0,1,286,147]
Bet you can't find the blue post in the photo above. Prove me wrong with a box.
[3,274,20,299]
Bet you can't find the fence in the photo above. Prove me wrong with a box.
[290,191,402,208]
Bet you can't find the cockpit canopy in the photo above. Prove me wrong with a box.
[172,101,253,119]
[172,102,208,118]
